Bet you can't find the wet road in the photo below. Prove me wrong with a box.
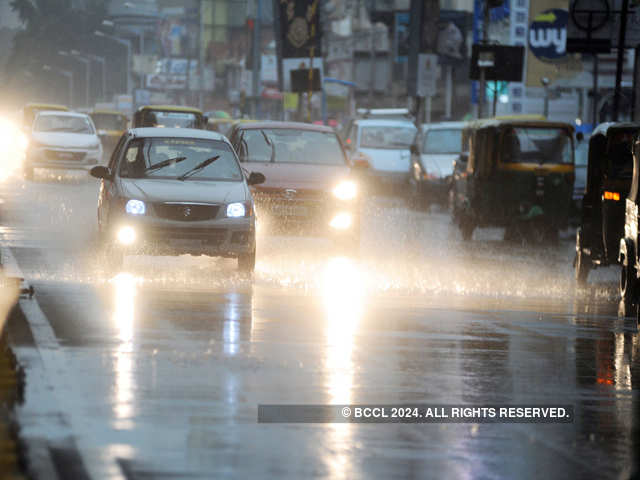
[1,170,639,479]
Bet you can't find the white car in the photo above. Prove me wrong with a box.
[24,110,103,179]
[409,121,466,206]
[90,128,265,272]
[343,118,417,192]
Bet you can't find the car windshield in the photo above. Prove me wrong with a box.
[501,127,573,164]
[423,129,462,154]
[360,125,416,149]
[143,111,199,128]
[119,137,243,181]
[607,131,634,179]
[239,128,346,165]
[34,115,94,134]
[91,113,127,131]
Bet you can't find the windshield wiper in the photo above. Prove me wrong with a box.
[177,155,220,181]
[145,156,187,173]
[261,131,276,163]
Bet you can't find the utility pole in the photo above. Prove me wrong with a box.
[613,0,629,121]
[198,0,204,110]
[478,0,489,119]
[252,0,262,118]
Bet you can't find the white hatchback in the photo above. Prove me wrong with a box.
[25,111,103,179]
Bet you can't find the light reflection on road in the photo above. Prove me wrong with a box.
[323,256,365,479]
[111,272,138,429]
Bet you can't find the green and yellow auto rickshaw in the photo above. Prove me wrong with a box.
[89,109,128,159]
[575,122,640,285]
[132,105,208,129]
[451,118,575,241]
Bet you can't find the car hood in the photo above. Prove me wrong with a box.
[118,178,249,204]
[241,162,350,191]
[360,147,411,173]
[419,153,458,178]
[32,131,99,149]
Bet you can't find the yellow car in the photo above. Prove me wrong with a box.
[132,105,207,129]
[89,109,128,159]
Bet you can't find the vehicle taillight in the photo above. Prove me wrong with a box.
[603,191,621,201]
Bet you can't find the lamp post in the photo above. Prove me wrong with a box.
[43,65,74,107]
[95,30,132,95]
[59,50,90,107]
[86,54,107,101]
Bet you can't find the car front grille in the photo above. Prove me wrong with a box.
[153,203,220,222]
[44,150,86,161]
[145,226,227,244]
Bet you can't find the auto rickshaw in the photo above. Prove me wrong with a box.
[132,105,207,129]
[89,109,128,160]
[450,118,575,241]
[575,123,640,285]
[21,103,68,130]
[617,136,640,305]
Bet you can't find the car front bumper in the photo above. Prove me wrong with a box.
[253,195,360,237]
[107,216,256,257]
[27,147,102,170]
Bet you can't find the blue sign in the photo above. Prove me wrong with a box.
[528,9,568,61]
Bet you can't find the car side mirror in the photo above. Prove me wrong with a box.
[247,171,265,185]
[410,144,419,155]
[90,165,112,180]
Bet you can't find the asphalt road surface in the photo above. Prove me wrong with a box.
[1,169,639,479]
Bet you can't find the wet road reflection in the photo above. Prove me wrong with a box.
[1,173,639,478]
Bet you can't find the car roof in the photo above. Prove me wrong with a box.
[136,105,203,114]
[35,110,91,118]
[592,121,640,137]
[421,121,466,131]
[234,121,335,133]
[91,109,127,116]
[129,127,227,141]
[355,118,417,128]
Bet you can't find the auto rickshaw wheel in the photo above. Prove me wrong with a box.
[620,262,638,305]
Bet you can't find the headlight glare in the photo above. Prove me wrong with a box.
[125,199,146,215]
[333,180,357,200]
[227,202,246,218]
[117,226,136,245]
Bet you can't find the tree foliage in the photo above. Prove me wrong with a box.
[6,0,108,73]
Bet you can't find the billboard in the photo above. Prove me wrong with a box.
[526,1,583,87]
[278,0,322,58]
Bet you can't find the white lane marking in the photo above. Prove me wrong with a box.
[2,245,126,480]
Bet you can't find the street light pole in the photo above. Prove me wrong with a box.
[86,54,107,101]
[43,65,74,107]
[95,30,132,95]
[59,50,91,107]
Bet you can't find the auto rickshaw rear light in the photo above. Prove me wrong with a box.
[603,191,621,201]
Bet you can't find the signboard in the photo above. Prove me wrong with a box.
[290,68,322,93]
[282,57,323,91]
[394,12,410,63]
[278,0,322,58]
[567,0,612,52]
[417,53,438,97]
[469,45,524,82]
[527,1,582,87]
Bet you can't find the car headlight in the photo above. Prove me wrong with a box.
[117,226,136,245]
[226,202,246,218]
[333,180,357,200]
[125,199,146,215]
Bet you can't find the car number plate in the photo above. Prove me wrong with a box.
[57,152,75,160]
[271,204,309,216]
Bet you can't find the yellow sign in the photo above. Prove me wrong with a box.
[283,92,299,111]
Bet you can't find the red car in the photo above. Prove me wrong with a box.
[228,121,360,249]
